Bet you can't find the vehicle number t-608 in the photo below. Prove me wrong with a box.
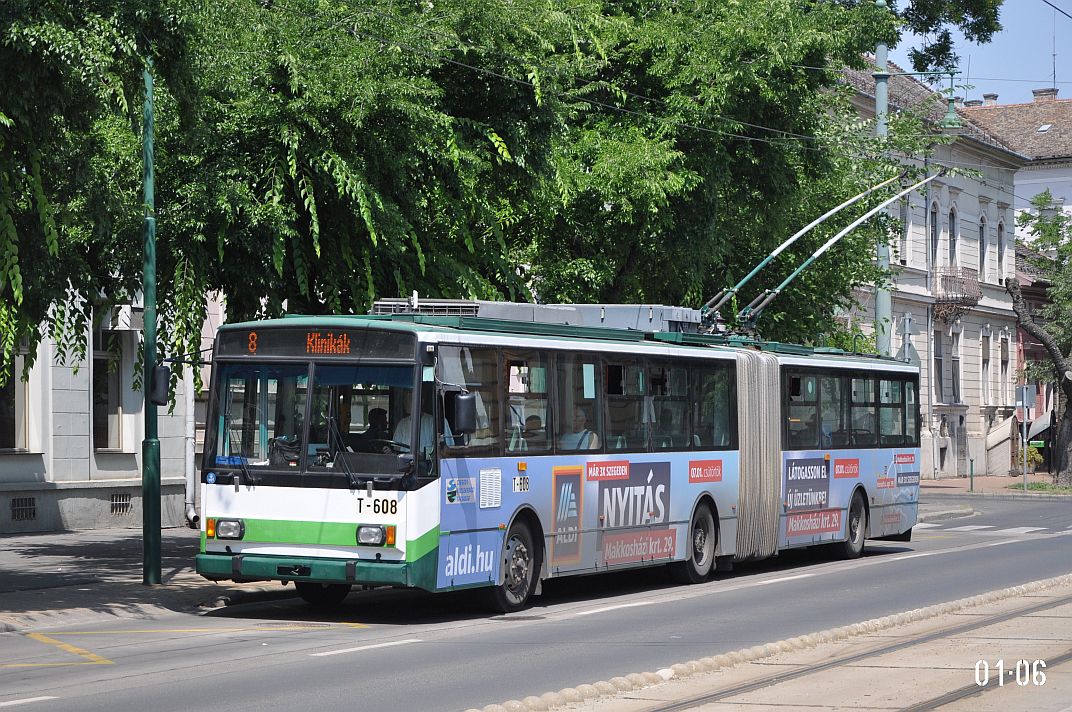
[356,497,398,515]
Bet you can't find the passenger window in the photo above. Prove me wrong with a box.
[652,362,689,451]
[439,346,501,457]
[820,376,845,448]
[504,352,551,454]
[879,378,905,446]
[605,360,648,451]
[905,379,919,445]
[691,362,736,449]
[850,376,877,447]
[786,373,819,450]
[555,354,603,452]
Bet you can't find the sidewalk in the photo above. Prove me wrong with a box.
[919,471,1062,497]
[0,475,1062,634]
[0,527,288,633]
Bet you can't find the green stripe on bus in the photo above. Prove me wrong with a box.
[242,519,359,546]
[406,526,439,562]
[214,518,440,553]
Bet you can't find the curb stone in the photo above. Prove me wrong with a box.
[468,572,1072,712]
[916,507,975,523]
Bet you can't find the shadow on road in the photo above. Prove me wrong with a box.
[202,543,910,627]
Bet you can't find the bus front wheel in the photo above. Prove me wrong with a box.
[670,503,716,584]
[295,582,352,608]
[483,519,539,613]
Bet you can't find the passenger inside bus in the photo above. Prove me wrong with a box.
[364,407,390,440]
[393,385,452,456]
[558,405,601,450]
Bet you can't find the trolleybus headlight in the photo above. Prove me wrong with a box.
[357,525,396,546]
[215,519,245,539]
[357,525,385,546]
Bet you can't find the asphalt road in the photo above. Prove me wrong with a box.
[1,498,1069,712]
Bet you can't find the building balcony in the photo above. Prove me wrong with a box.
[933,267,982,322]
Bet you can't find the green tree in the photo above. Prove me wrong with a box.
[1007,191,1072,486]
[0,0,193,380]
[1,0,1001,386]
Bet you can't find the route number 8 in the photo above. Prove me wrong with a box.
[247,331,258,353]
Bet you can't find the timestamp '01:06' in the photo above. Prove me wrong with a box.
[975,659,1046,687]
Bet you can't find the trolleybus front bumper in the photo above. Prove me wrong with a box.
[196,552,431,589]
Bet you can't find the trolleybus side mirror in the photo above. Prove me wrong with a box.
[455,392,477,434]
[396,453,414,474]
[150,364,171,406]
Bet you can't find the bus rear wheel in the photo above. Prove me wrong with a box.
[833,493,867,559]
[295,582,352,608]
[483,519,539,613]
[670,503,716,584]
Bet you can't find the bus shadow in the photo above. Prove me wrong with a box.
[203,543,912,626]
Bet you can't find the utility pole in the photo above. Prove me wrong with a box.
[874,0,893,357]
[142,61,161,586]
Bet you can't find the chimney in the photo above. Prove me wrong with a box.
[1033,88,1059,102]
[964,99,983,107]
[983,92,998,106]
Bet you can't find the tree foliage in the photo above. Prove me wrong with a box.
[0,0,193,378]
[1,0,1001,386]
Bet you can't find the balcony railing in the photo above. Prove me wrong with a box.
[935,266,982,305]
[933,267,981,322]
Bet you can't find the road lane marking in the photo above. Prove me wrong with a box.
[16,633,112,667]
[994,527,1047,535]
[57,623,367,635]
[945,525,995,531]
[576,601,655,617]
[0,698,59,708]
[750,574,815,586]
[913,523,940,529]
[309,638,421,657]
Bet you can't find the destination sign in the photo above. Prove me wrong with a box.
[216,327,415,359]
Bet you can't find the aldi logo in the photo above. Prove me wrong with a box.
[552,467,583,564]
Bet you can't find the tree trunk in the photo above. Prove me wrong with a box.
[1057,401,1072,487]
[1005,277,1072,485]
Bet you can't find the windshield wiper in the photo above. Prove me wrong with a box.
[224,409,259,487]
[327,415,360,489]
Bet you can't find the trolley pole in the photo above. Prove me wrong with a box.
[142,61,162,586]
[874,0,893,357]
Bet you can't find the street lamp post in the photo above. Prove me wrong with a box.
[142,61,161,586]
[874,0,893,357]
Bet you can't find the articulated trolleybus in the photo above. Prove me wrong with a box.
[196,301,920,612]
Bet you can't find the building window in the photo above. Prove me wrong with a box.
[1,364,15,449]
[933,330,944,403]
[898,199,910,265]
[948,208,958,267]
[1000,336,1010,406]
[997,222,1006,283]
[93,330,122,450]
[981,335,991,405]
[1,358,27,451]
[930,203,940,269]
[951,332,961,403]
[979,218,987,280]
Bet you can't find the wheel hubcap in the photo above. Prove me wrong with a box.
[507,537,530,593]
[693,525,707,561]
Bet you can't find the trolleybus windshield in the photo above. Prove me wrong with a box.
[209,362,420,478]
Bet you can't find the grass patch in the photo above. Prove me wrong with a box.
[1005,481,1072,493]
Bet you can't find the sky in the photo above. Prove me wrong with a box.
[889,0,1072,105]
